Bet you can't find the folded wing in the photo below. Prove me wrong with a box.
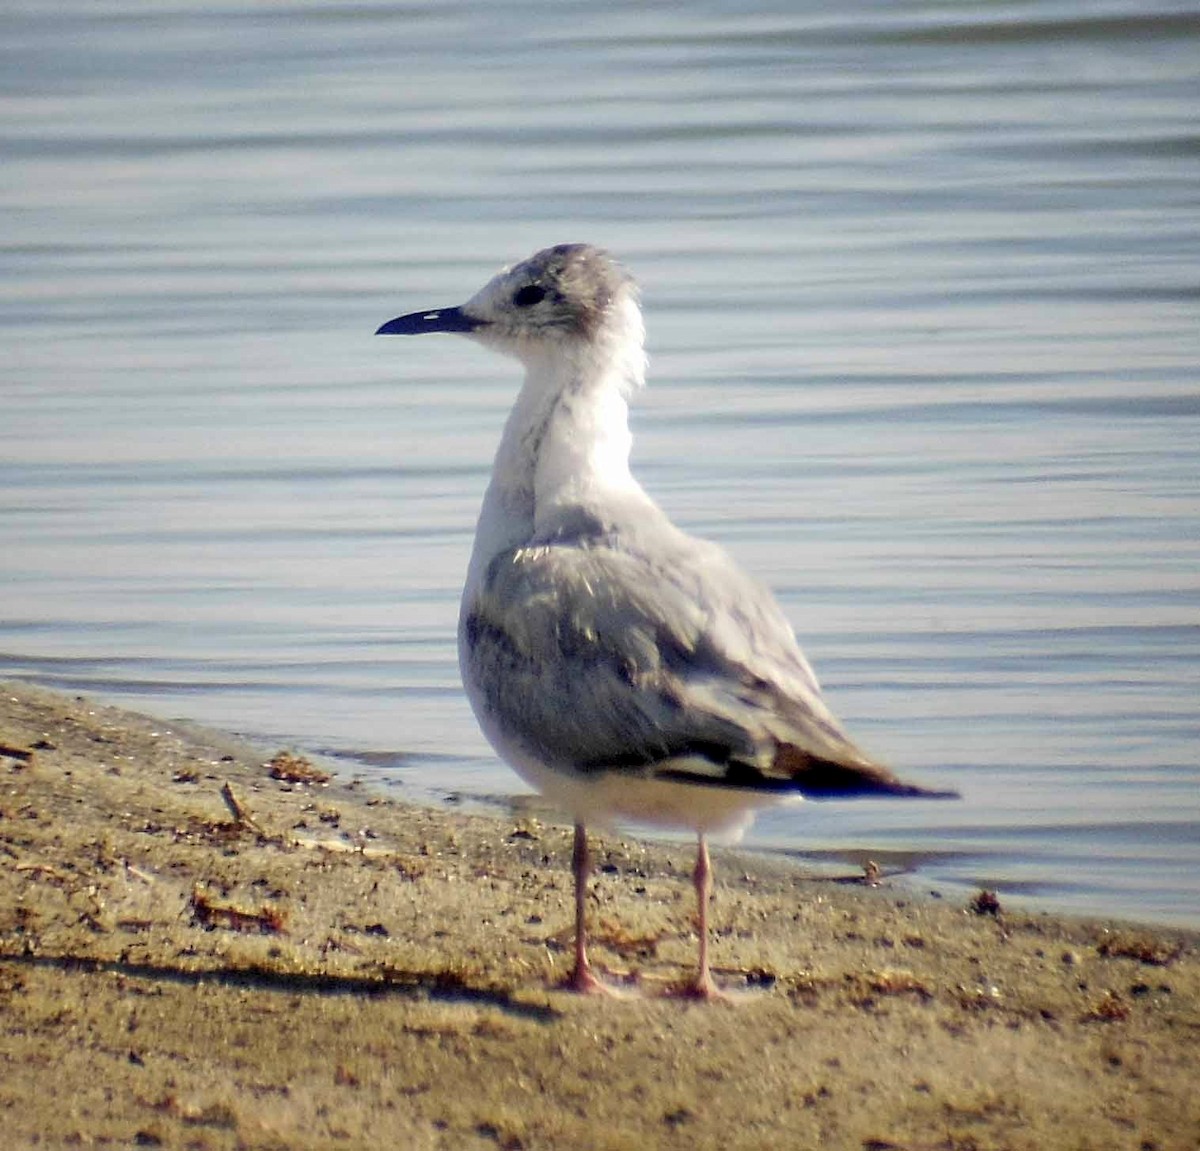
[462,537,949,799]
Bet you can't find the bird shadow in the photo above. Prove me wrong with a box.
[0,948,561,1024]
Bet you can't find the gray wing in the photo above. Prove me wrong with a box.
[461,533,928,797]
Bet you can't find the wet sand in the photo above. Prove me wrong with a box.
[1,680,1197,1150]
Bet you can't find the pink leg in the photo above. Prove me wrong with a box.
[565,822,613,994]
[688,834,723,999]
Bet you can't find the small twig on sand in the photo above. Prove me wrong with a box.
[123,861,156,885]
[220,781,264,835]
[190,887,287,935]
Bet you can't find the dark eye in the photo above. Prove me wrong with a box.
[513,284,546,308]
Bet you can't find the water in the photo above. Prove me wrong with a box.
[3,1,1198,926]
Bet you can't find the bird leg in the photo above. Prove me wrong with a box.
[565,822,614,994]
[687,833,723,999]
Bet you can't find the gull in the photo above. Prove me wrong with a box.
[377,244,955,998]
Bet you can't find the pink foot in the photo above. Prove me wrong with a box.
[666,971,729,1001]
[563,963,622,997]
[687,974,727,1001]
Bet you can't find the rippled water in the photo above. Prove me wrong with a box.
[3,1,1198,925]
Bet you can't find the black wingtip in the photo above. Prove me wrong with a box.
[804,777,959,801]
[772,745,959,800]
[892,783,960,800]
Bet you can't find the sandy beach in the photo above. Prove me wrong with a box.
[1,680,1196,1150]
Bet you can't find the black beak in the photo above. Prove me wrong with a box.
[375,306,480,336]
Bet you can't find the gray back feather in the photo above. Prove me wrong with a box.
[461,520,872,780]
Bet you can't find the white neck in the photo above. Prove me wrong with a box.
[464,296,648,594]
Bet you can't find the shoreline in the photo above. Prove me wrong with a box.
[2,680,1197,1150]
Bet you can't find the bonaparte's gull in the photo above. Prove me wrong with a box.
[378,243,956,997]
